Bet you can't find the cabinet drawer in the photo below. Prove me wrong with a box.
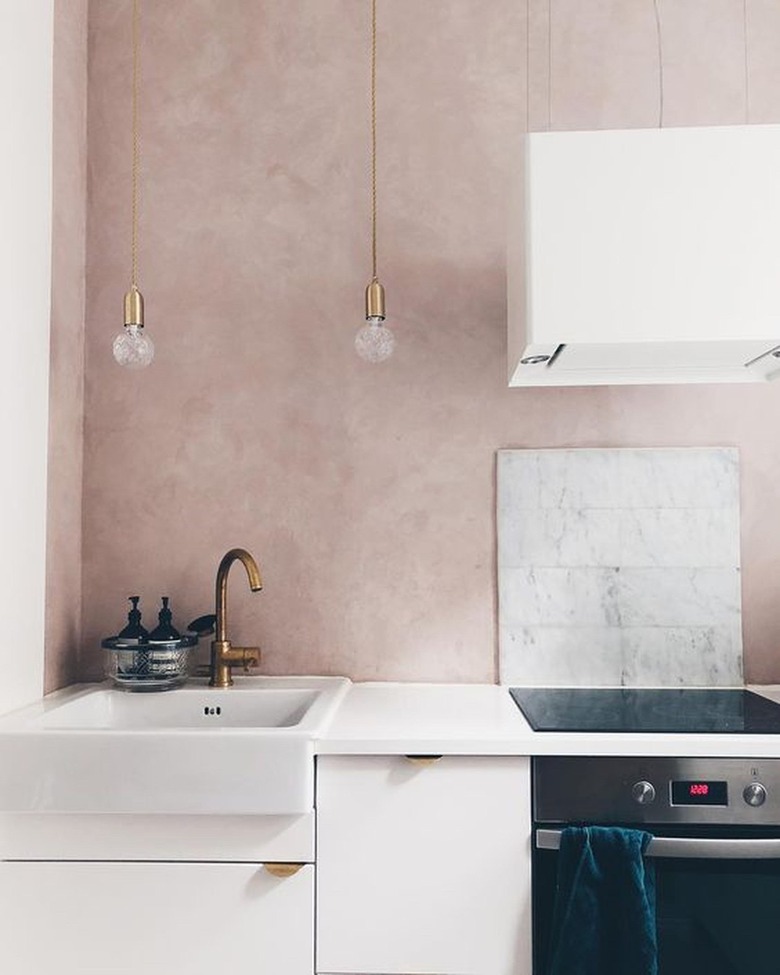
[0,811,314,861]
[0,860,314,975]
[316,755,532,975]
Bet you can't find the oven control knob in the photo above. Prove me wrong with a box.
[631,781,656,805]
[743,783,767,807]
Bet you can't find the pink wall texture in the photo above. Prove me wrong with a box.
[46,0,88,692]
[71,0,780,684]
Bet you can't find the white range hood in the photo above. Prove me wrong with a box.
[508,124,780,386]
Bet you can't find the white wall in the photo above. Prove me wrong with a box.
[0,1,54,711]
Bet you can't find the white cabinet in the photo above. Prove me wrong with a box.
[0,751,535,974]
[510,125,780,386]
[0,859,313,975]
[0,812,316,975]
[316,755,532,975]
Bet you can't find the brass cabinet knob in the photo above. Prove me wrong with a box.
[404,755,444,766]
[264,862,305,879]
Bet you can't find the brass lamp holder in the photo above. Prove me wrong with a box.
[123,286,145,328]
[365,279,386,320]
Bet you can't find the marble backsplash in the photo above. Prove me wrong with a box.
[498,448,742,686]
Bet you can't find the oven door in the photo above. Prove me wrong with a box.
[533,827,780,975]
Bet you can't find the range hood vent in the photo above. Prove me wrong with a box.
[509,124,780,387]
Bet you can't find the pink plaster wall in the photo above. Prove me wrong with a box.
[46,0,88,692]
[78,0,780,685]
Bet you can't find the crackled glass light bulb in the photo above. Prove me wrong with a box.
[114,287,154,369]
[355,316,395,363]
[113,324,155,369]
[356,278,394,363]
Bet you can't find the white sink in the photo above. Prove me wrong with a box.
[0,676,350,816]
[31,685,320,730]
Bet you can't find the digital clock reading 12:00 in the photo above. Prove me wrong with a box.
[671,780,728,806]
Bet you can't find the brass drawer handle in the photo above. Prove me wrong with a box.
[404,755,444,765]
[264,862,305,879]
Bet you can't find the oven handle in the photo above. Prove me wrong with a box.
[536,828,780,860]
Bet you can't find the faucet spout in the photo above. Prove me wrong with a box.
[210,548,263,687]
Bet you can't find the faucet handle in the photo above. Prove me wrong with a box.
[224,646,261,673]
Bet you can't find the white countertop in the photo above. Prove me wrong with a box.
[317,682,780,758]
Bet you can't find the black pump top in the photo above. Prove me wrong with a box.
[149,596,182,642]
[117,595,150,641]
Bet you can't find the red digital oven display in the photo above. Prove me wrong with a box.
[671,780,728,806]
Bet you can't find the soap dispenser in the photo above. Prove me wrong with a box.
[148,596,181,642]
[116,595,149,645]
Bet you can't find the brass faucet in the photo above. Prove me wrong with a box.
[210,548,263,688]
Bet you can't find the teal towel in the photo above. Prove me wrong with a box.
[547,825,658,975]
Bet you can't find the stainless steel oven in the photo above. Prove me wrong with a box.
[532,756,780,975]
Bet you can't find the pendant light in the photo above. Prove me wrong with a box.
[354,0,395,363]
[113,0,154,369]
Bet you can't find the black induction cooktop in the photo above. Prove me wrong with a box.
[509,687,780,734]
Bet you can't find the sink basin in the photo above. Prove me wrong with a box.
[31,686,319,730]
[0,676,350,816]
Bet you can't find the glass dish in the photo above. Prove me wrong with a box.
[102,635,198,691]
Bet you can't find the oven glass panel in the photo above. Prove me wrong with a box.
[534,845,780,975]
[657,859,776,974]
